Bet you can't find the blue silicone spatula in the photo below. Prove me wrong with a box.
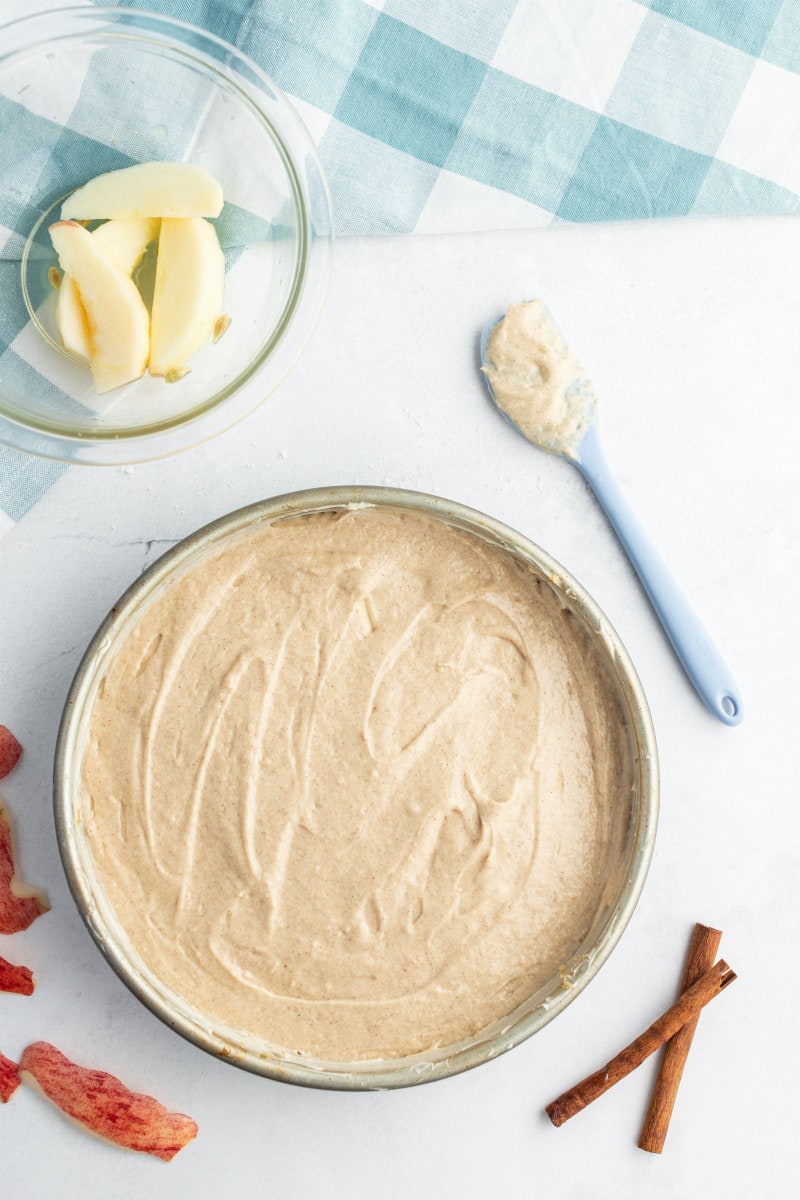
[480,309,743,726]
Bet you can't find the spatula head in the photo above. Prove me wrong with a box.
[479,308,597,461]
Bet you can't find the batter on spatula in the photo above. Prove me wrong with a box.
[482,300,597,459]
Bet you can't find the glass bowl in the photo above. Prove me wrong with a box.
[0,6,333,464]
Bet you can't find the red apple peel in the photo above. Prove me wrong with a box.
[0,953,34,995]
[0,726,22,779]
[0,799,49,934]
[0,1050,21,1103]
[19,1042,198,1161]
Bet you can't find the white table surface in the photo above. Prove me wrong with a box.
[1,214,798,1199]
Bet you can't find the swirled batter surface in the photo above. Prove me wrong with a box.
[82,507,632,1061]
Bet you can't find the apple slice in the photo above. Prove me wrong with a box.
[93,216,160,273]
[55,275,92,361]
[0,725,22,779]
[19,1042,198,1161]
[49,221,150,394]
[0,798,50,934]
[0,1050,20,1103]
[149,217,225,376]
[0,954,34,996]
[62,162,223,220]
[55,217,158,361]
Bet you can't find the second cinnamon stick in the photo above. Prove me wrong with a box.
[546,958,736,1127]
[638,923,722,1153]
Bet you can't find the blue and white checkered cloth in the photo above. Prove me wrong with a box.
[3,0,800,533]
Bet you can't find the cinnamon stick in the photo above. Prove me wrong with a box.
[638,923,722,1153]
[546,958,735,1127]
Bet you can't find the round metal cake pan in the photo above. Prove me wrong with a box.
[54,485,658,1090]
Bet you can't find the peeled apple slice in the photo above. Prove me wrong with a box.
[61,162,223,220]
[149,217,225,376]
[55,277,92,361]
[93,216,160,274]
[56,217,159,361]
[49,221,150,394]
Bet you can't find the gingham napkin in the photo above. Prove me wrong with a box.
[3,0,800,533]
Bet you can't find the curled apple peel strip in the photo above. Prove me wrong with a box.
[0,1050,20,1103]
[0,953,34,995]
[19,1042,198,1161]
[0,799,49,934]
[0,726,22,779]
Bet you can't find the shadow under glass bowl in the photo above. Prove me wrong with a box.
[0,6,333,465]
[55,486,659,1091]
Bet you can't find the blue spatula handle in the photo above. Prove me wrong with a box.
[575,425,743,725]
